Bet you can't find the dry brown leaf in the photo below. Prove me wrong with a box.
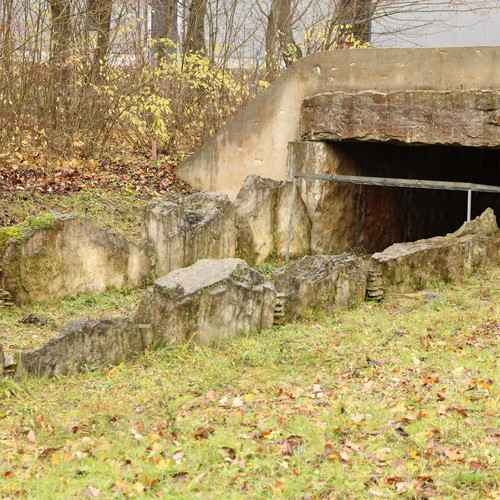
[27,429,36,443]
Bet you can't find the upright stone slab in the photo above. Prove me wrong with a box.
[135,259,276,346]
[1,215,151,305]
[272,254,367,321]
[368,208,500,297]
[234,175,310,264]
[17,317,142,377]
[143,192,236,277]
[287,142,362,255]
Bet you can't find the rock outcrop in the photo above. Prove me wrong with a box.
[17,317,142,377]
[135,258,276,346]
[1,215,150,305]
[143,192,236,277]
[234,175,310,264]
[368,208,500,297]
[272,254,367,321]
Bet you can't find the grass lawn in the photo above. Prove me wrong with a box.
[0,265,498,498]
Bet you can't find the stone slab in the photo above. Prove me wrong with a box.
[1,214,150,305]
[368,208,500,297]
[301,90,500,148]
[17,317,142,377]
[272,254,367,321]
[143,192,236,277]
[134,258,276,346]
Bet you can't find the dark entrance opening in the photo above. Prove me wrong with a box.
[325,142,499,253]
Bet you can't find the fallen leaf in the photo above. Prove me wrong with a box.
[385,475,404,485]
[444,448,464,461]
[484,428,500,436]
[27,429,36,443]
[323,443,337,459]
[172,471,189,481]
[195,427,215,440]
[218,396,229,407]
[83,486,101,497]
[280,435,305,456]
[220,447,236,461]
[232,397,244,408]
[130,428,143,441]
[394,427,409,437]
[39,447,61,459]
[172,450,184,464]
[470,460,487,471]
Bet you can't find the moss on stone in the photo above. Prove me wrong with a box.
[0,213,57,258]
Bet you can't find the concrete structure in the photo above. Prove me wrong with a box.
[176,46,500,200]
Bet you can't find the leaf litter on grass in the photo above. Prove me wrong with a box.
[0,265,498,498]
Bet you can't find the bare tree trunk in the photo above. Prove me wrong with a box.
[48,0,72,65]
[47,0,72,128]
[184,0,206,55]
[151,0,178,62]
[90,0,112,75]
[265,0,302,81]
[1,0,13,74]
[337,0,372,47]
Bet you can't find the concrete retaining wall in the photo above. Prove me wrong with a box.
[176,47,500,200]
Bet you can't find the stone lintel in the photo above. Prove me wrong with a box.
[301,90,500,148]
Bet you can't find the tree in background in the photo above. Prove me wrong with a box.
[0,0,498,158]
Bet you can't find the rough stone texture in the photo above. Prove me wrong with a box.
[134,259,276,346]
[271,254,367,321]
[143,192,236,277]
[234,175,310,264]
[287,142,364,254]
[287,141,500,254]
[368,209,500,297]
[17,317,142,377]
[301,90,500,148]
[1,215,150,305]
[176,47,500,200]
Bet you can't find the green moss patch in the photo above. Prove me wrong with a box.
[0,213,57,257]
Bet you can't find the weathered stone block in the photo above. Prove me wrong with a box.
[1,215,151,305]
[368,209,499,296]
[234,175,310,264]
[134,258,276,346]
[272,254,367,321]
[286,142,363,255]
[301,90,500,148]
[17,317,142,377]
[143,192,236,277]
